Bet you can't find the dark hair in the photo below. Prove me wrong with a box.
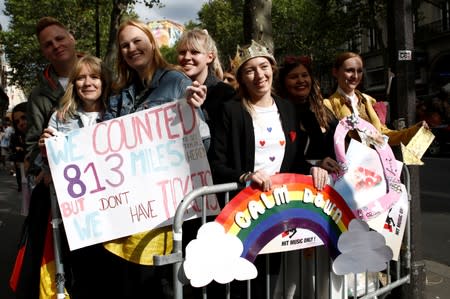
[278,55,333,130]
[277,55,312,98]
[11,102,27,132]
[36,16,68,38]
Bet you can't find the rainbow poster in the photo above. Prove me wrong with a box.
[215,173,356,262]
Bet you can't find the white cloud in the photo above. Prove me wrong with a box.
[0,0,9,30]
[136,1,208,25]
[183,221,258,287]
[332,219,393,275]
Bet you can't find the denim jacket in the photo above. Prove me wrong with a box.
[47,109,102,133]
[104,68,210,148]
[105,68,192,119]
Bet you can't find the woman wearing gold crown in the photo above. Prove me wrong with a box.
[209,40,329,298]
[209,40,328,192]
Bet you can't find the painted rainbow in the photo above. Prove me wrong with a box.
[215,173,355,262]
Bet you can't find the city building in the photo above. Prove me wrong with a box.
[361,1,450,100]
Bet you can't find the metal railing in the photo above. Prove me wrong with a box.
[154,167,413,299]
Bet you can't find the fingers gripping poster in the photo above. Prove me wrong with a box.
[46,100,220,250]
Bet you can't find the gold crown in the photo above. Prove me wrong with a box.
[233,40,275,75]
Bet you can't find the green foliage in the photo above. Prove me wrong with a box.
[1,0,113,94]
[160,45,178,64]
[198,0,387,76]
[273,0,366,67]
[197,0,244,70]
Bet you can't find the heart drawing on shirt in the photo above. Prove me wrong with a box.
[259,140,266,146]
[267,127,272,132]
[289,131,296,142]
[279,140,285,146]
[269,156,275,161]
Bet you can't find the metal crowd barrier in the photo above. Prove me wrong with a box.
[154,166,412,299]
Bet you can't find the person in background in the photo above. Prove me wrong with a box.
[11,16,79,299]
[277,55,340,173]
[39,54,112,299]
[0,124,5,169]
[177,28,235,142]
[1,117,14,175]
[103,19,208,299]
[324,51,428,147]
[209,40,328,298]
[223,70,238,90]
[26,16,79,175]
[276,55,340,298]
[10,103,28,197]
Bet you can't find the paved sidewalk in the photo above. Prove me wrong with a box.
[0,168,24,299]
[425,260,450,299]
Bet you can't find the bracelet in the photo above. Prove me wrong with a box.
[240,171,253,183]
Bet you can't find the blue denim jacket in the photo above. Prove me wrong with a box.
[48,111,84,133]
[104,67,210,148]
[105,68,192,119]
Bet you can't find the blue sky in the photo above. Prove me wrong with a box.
[0,0,208,30]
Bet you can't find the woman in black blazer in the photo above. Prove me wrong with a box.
[209,40,328,192]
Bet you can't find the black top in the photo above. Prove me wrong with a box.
[202,70,236,138]
[209,95,311,184]
[296,102,338,160]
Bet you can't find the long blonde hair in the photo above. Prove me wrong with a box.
[113,19,173,92]
[58,55,111,121]
[176,28,224,80]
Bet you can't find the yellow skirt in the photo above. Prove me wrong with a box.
[103,226,173,265]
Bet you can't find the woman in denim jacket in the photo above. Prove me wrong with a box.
[102,19,208,299]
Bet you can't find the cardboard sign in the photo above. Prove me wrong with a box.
[46,100,220,250]
[215,173,356,261]
[333,116,403,220]
[183,174,393,286]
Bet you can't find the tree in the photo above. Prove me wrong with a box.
[243,0,273,52]
[197,0,244,71]
[198,0,387,92]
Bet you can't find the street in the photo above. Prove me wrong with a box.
[0,157,449,298]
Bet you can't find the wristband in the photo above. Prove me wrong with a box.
[240,171,253,183]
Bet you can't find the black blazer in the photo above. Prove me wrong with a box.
[209,95,311,184]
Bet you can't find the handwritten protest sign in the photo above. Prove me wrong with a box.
[46,100,220,250]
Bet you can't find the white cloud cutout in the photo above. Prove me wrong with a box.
[183,221,258,287]
[332,219,393,275]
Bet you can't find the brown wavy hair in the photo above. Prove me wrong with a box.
[278,56,333,130]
